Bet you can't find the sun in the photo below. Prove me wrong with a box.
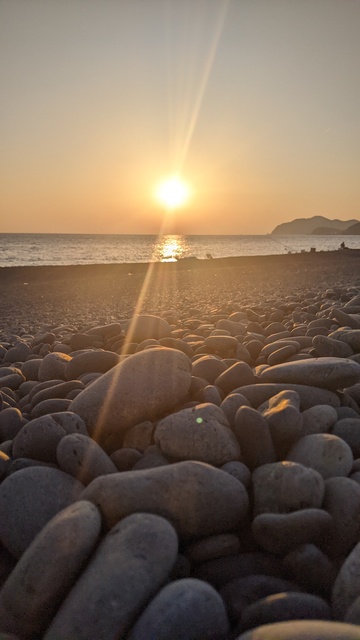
[155,176,190,210]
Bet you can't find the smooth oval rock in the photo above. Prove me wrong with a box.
[0,466,84,557]
[220,574,303,623]
[220,393,252,427]
[70,347,192,442]
[234,406,276,470]
[267,345,298,366]
[191,355,227,384]
[252,509,332,555]
[127,578,229,640]
[125,314,171,342]
[205,334,238,355]
[0,501,101,638]
[259,390,303,459]
[215,362,256,395]
[260,357,360,390]
[38,352,72,382]
[12,412,88,463]
[56,433,117,485]
[31,398,72,418]
[239,592,331,632]
[283,543,336,598]
[65,350,120,380]
[0,407,27,441]
[221,461,251,486]
[313,334,353,358]
[43,513,178,640]
[81,460,249,539]
[154,403,241,466]
[252,462,324,516]
[286,433,353,479]
[185,533,241,563]
[300,404,338,436]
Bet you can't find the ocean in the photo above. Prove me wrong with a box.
[1,233,360,268]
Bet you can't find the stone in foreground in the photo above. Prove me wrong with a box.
[0,501,101,638]
[70,347,192,442]
[127,578,229,640]
[0,466,84,558]
[44,513,178,640]
[81,460,249,538]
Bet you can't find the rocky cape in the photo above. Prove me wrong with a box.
[272,216,359,235]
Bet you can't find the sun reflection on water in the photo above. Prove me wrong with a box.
[154,235,187,262]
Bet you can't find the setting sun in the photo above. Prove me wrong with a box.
[155,176,190,210]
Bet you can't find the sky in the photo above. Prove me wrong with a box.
[1,0,360,235]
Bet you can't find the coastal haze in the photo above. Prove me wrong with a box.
[2,0,360,235]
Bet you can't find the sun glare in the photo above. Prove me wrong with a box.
[155,176,190,210]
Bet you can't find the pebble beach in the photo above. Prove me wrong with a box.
[1,250,360,638]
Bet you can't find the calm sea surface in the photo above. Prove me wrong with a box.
[1,233,360,268]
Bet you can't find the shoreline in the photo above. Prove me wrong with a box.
[2,247,360,274]
[1,250,360,334]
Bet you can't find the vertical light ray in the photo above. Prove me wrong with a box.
[124,2,230,351]
[177,0,230,173]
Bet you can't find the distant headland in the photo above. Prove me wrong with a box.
[272,216,360,235]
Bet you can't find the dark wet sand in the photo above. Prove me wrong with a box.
[1,250,360,334]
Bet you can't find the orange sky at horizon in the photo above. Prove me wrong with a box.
[1,0,360,235]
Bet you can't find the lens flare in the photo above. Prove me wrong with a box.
[155,176,190,210]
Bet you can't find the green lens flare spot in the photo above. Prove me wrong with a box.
[196,417,203,424]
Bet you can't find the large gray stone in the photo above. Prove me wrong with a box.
[259,390,303,459]
[234,406,276,470]
[252,508,332,555]
[191,356,227,384]
[38,352,72,382]
[56,434,117,485]
[12,412,88,463]
[125,314,171,342]
[64,350,120,380]
[220,574,302,623]
[127,578,229,640]
[286,434,353,479]
[283,544,336,598]
[215,362,256,395]
[154,403,240,465]
[70,347,192,442]
[252,462,324,516]
[81,460,249,539]
[44,513,178,640]
[260,357,360,390]
[312,335,353,358]
[0,466,84,557]
[300,404,338,436]
[331,329,360,352]
[0,501,101,638]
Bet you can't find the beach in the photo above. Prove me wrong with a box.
[2,249,360,637]
[1,250,360,334]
